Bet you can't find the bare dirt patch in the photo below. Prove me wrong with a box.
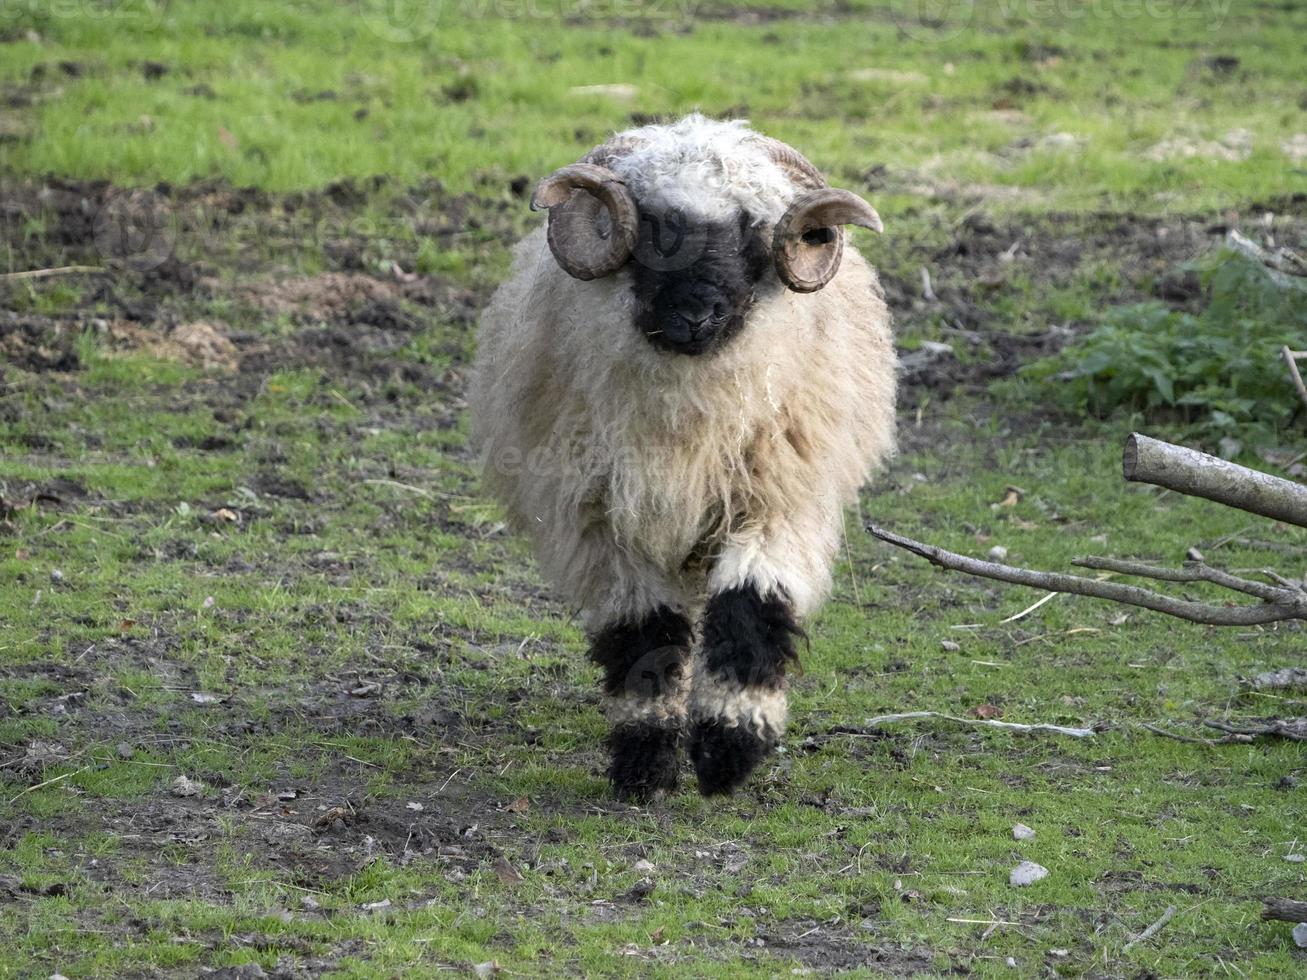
[106,320,240,371]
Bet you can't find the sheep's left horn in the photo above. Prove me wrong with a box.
[531,163,638,281]
[771,188,883,293]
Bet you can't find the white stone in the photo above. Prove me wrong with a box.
[1009,861,1049,886]
[1012,823,1036,840]
[170,775,204,797]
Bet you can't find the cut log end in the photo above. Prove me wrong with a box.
[1122,433,1141,481]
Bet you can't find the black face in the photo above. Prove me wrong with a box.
[630,206,774,357]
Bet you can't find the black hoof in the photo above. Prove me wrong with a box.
[608,723,681,801]
[688,717,774,796]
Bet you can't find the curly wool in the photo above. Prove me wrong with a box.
[470,117,897,629]
[607,114,797,224]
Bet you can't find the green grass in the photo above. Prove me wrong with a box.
[2,0,1306,976]
[2,0,1304,209]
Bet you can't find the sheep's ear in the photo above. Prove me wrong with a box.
[772,189,882,293]
[532,164,639,281]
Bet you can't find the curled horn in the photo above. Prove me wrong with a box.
[757,138,883,293]
[772,189,883,293]
[531,162,639,281]
[754,136,828,190]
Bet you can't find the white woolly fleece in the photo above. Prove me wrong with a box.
[689,675,790,740]
[607,114,798,224]
[469,116,897,629]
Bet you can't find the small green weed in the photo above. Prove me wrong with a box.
[1020,247,1307,447]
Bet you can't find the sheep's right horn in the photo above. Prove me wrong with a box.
[532,163,639,281]
[771,188,883,293]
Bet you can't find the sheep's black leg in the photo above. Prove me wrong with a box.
[590,607,693,801]
[689,586,802,795]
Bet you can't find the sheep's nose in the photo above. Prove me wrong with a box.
[679,310,712,337]
[671,293,722,335]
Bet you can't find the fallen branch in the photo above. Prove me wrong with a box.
[0,265,106,282]
[1140,723,1254,745]
[866,525,1307,626]
[857,710,1095,739]
[1261,897,1307,923]
[1123,433,1307,528]
[1284,347,1307,413]
[1204,718,1306,741]
[1248,667,1307,691]
[1226,229,1307,277]
[1123,905,1177,951]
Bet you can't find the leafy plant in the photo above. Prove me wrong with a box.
[1023,247,1307,444]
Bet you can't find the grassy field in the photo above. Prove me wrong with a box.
[2,0,1306,976]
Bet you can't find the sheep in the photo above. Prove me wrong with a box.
[470,115,896,799]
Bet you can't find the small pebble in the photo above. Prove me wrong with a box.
[50,569,64,583]
[940,640,960,652]
[632,859,655,872]
[1010,861,1049,887]
[1293,922,1307,948]
[987,545,1008,561]
[300,894,320,910]
[1005,958,1016,968]
[1285,853,1305,863]
[1013,823,1036,840]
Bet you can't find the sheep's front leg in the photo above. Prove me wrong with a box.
[689,525,826,795]
[590,606,693,800]
[688,582,805,795]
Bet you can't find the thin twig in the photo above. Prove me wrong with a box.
[867,524,1307,626]
[1071,555,1292,603]
[857,710,1095,739]
[1000,590,1059,623]
[1123,905,1177,951]
[1283,347,1307,413]
[946,917,1020,927]
[361,478,464,501]
[1141,723,1253,745]
[920,266,937,302]
[6,766,90,805]
[0,265,106,282]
